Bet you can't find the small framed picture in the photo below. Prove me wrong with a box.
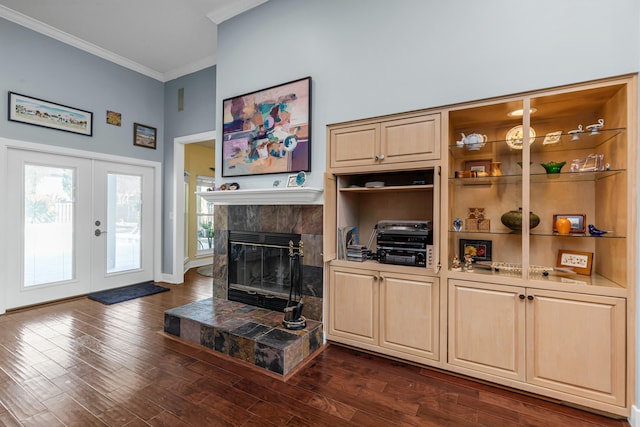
[557,249,593,275]
[133,123,157,149]
[459,239,492,262]
[552,214,586,234]
[464,159,492,173]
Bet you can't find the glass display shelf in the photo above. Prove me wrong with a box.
[449,169,624,185]
[449,128,625,159]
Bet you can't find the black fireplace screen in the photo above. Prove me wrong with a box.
[228,231,301,309]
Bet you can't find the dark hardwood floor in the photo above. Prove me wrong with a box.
[0,269,630,426]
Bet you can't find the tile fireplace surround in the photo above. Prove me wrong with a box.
[165,204,324,377]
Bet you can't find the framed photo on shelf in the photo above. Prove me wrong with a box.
[552,214,586,234]
[464,159,492,173]
[133,123,157,149]
[8,92,93,136]
[557,249,593,275]
[459,239,492,262]
[221,76,311,177]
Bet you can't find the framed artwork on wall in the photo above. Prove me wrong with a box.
[8,92,93,136]
[133,123,157,149]
[221,76,311,177]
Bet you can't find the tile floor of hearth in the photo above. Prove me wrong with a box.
[164,297,323,377]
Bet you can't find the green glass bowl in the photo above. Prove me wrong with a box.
[540,161,566,174]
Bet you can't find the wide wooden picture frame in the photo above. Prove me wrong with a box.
[133,123,157,149]
[556,249,593,275]
[221,76,311,177]
[8,92,93,136]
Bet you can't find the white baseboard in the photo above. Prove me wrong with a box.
[631,404,639,427]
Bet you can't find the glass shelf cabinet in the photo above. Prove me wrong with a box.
[445,79,632,292]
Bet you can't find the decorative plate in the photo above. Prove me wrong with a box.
[506,125,536,149]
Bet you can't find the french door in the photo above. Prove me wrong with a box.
[5,149,155,309]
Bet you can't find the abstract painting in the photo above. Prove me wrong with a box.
[222,77,311,177]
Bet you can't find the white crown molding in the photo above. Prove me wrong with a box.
[207,0,268,24]
[163,54,217,82]
[0,4,165,81]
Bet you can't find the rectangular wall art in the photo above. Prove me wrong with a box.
[8,92,93,136]
[222,77,311,177]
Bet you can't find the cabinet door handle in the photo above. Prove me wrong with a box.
[519,294,525,299]
[373,276,378,282]
[527,295,534,301]
[378,154,385,161]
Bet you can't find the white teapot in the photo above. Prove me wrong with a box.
[457,133,487,150]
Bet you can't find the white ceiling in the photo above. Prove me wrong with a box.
[0,0,268,82]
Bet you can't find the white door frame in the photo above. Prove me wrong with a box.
[168,130,216,285]
[0,137,163,315]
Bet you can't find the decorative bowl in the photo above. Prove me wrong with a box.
[540,161,566,174]
[501,208,540,231]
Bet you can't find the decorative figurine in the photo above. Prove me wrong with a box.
[464,253,474,271]
[588,224,608,236]
[453,218,463,232]
[452,255,462,272]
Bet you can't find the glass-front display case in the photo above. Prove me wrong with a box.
[447,82,628,290]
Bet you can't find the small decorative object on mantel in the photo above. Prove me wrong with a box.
[287,171,306,187]
[273,179,281,187]
[501,208,540,231]
[540,161,566,174]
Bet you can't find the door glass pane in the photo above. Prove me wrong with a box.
[196,176,214,255]
[107,173,141,273]
[24,164,75,286]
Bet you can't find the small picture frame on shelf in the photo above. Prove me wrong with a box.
[464,159,492,173]
[286,171,306,187]
[459,239,492,262]
[557,249,593,275]
[552,214,586,234]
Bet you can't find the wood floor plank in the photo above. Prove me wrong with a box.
[0,268,630,427]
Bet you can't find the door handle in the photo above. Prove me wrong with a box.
[94,229,107,237]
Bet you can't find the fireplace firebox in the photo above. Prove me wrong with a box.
[228,231,301,311]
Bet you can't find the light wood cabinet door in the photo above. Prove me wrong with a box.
[526,289,626,406]
[380,273,439,360]
[448,280,526,381]
[380,113,440,164]
[329,123,379,170]
[328,267,378,345]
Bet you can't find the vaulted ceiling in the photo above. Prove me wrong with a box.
[0,0,268,82]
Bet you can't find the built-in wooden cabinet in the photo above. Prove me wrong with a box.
[328,265,439,363]
[328,112,440,173]
[324,74,636,417]
[448,279,626,407]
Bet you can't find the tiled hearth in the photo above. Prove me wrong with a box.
[164,296,323,377]
[165,204,324,377]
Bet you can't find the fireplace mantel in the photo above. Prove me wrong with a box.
[196,187,323,205]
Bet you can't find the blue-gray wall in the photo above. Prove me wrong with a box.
[216,0,640,419]
[163,66,216,273]
[0,17,164,162]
